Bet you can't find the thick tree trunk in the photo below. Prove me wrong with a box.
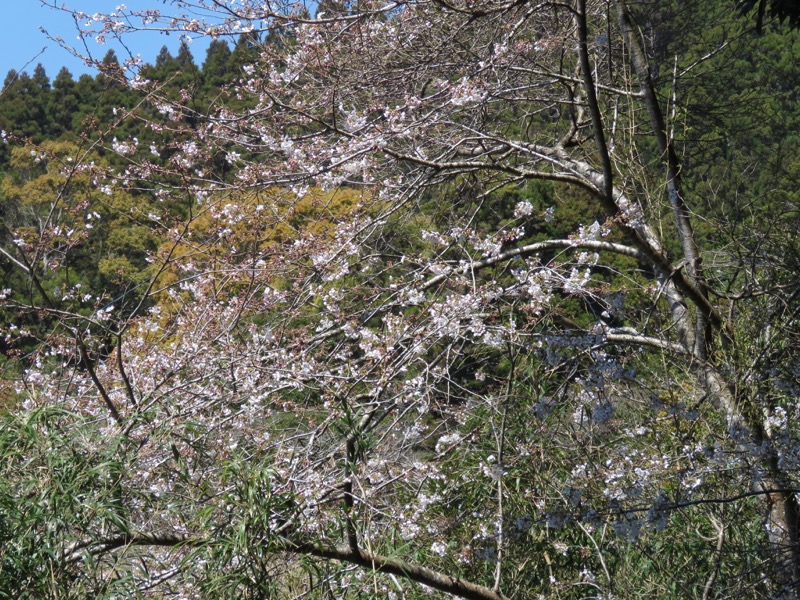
[702,366,800,588]
[613,0,800,587]
[612,0,710,358]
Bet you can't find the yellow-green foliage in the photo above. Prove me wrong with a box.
[146,185,370,322]
[2,141,160,296]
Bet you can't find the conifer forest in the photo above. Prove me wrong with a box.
[2,1,800,598]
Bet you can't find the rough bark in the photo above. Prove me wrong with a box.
[613,0,800,585]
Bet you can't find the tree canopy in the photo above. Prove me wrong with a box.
[1,0,800,598]
[737,0,800,30]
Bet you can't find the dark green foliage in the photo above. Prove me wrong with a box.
[0,33,250,360]
[49,68,79,137]
[0,69,50,143]
[737,0,800,30]
[142,42,199,87]
[201,40,233,90]
[228,32,261,74]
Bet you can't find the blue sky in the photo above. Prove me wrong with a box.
[1,1,212,83]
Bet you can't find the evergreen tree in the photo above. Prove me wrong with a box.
[175,41,197,71]
[49,68,79,137]
[28,64,53,139]
[155,45,175,69]
[71,73,100,131]
[95,50,139,136]
[201,39,232,90]
[97,50,124,81]
[0,72,44,142]
[174,41,201,92]
[315,0,349,18]
[31,64,50,93]
[228,32,261,74]
[142,44,199,88]
[738,0,800,30]
[143,45,178,81]
[2,69,17,89]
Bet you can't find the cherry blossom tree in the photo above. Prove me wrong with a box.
[4,0,800,597]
